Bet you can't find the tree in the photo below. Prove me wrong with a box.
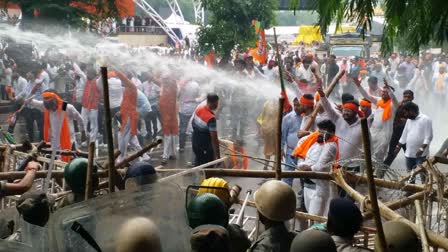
[292,0,448,54]
[6,0,119,31]
[197,0,277,66]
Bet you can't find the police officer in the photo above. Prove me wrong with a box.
[375,221,421,252]
[250,180,296,252]
[63,158,99,204]
[187,193,228,229]
[116,217,161,252]
[327,198,372,252]
[197,177,249,252]
[124,161,158,190]
[187,192,250,252]
[290,229,337,252]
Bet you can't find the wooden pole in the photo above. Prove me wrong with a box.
[273,28,285,92]
[275,98,284,180]
[334,169,448,250]
[360,117,387,252]
[415,200,430,252]
[115,139,162,169]
[204,169,332,180]
[85,142,95,200]
[101,66,116,193]
[302,70,346,131]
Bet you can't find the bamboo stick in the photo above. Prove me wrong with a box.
[115,139,162,169]
[360,118,387,252]
[204,169,333,180]
[275,97,284,180]
[39,148,89,158]
[101,66,116,193]
[85,142,95,200]
[302,70,346,131]
[334,169,448,250]
[415,200,430,252]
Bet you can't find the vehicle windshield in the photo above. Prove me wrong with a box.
[331,46,364,57]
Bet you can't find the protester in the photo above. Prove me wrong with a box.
[293,120,338,216]
[27,90,85,161]
[80,68,100,145]
[178,79,200,152]
[281,98,303,186]
[396,102,433,182]
[191,93,220,166]
[0,161,40,198]
[354,77,399,163]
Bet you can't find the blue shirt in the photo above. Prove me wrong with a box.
[281,111,303,152]
[136,90,152,115]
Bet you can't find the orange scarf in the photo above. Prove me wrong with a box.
[376,98,392,121]
[42,92,72,162]
[292,131,339,162]
[230,145,248,170]
[120,82,139,136]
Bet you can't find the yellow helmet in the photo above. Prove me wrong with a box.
[198,178,231,205]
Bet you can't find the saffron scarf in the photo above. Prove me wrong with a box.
[292,131,339,162]
[42,91,71,162]
[376,98,392,121]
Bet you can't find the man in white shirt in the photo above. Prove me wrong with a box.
[295,119,338,216]
[354,77,399,163]
[317,87,363,161]
[396,102,433,183]
[178,79,200,152]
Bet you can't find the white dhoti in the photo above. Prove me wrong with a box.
[370,127,392,162]
[81,108,98,143]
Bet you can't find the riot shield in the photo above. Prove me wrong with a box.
[48,169,206,252]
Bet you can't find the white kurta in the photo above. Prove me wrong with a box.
[296,136,337,216]
[320,97,363,161]
[30,100,85,149]
[357,83,399,162]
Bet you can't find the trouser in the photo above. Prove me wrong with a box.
[162,135,177,159]
[81,108,98,143]
[98,106,120,145]
[117,120,132,163]
[282,149,297,187]
[143,108,160,139]
[383,124,406,166]
[23,107,43,142]
[304,186,327,217]
[179,113,192,149]
[192,132,214,166]
[406,156,427,184]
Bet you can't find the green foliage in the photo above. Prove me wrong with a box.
[197,0,277,60]
[291,0,448,54]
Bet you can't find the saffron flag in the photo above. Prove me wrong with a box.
[249,20,267,64]
[281,90,292,114]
